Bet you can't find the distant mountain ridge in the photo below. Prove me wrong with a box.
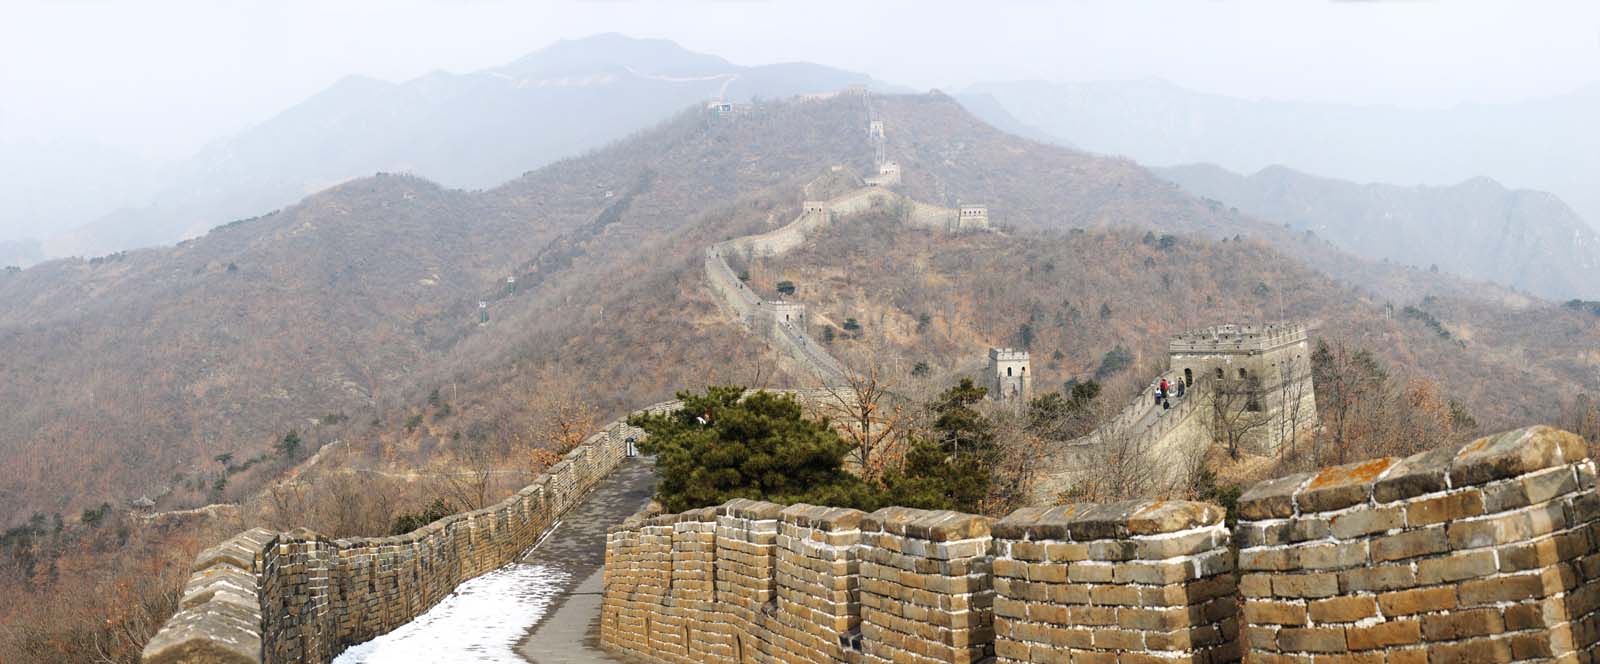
[44,34,895,258]
[1159,163,1600,300]
[963,78,1600,234]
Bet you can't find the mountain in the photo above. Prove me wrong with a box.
[1157,163,1600,300]
[963,78,1600,233]
[0,136,169,256]
[1,91,1585,531]
[0,238,42,268]
[43,34,894,258]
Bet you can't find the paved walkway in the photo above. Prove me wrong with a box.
[332,458,655,663]
[517,458,657,664]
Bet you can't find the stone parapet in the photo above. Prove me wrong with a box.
[992,500,1238,664]
[1235,425,1600,662]
[601,426,1599,664]
[858,507,995,664]
[143,400,675,664]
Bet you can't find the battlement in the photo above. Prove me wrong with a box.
[989,347,1028,362]
[1169,322,1306,353]
[988,347,1031,400]
[957,204,990,230]
[601,426,1600,664]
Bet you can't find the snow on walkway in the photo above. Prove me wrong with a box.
[333,563,569,664]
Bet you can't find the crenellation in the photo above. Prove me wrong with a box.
[600,426,1598,664]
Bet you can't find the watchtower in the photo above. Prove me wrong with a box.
[988,348,1032,401]
[866,161,901,187]
[957,205,989,231]
[1169,322,1318,454]
[802,201,831,223]
[763,300,807,335]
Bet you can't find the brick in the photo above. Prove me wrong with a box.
[1239,472,1314,520]
[1244,600,1307,625]
[1425,636,1514,663]
[1374,444,1464,502]
[1422,608,1504,640]
[1307,596,1377,623]
[1449,426,1584,486]
[1404,490,1484,526]
[1273,573,1339,599]
[1298,457,1398,512]
[1377,587,1456,616]
[1277,626,1346,653]
[1369,527,1447,562]
[1339,564,1415,593]
[1328,507,1403,539]
[1457,573,1548,606]
[1416,549,1497,584]
[1345,619,1420,650]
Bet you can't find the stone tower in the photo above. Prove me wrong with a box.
[1169,322,1318,454]
[956,205,989,231]
[988,347,1032,401]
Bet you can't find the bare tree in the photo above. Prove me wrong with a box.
[1276,357,1310,456]
[1056,426,1160,504]
[1209,375,1273,459]
[820,365,910,484]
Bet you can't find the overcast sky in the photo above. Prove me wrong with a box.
[3,0,1598,159]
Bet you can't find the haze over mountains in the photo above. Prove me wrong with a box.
[1157,164,1600,301]
[959,79,1600,299]
[11,35,1599,304]
[10,34,886,260]
[963,78,1600,230]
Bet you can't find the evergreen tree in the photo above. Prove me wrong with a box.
[629,386,881,513]
[880,378,997,513]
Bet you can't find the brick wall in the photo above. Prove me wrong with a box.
[992,500,1238,663]
[601,426,1600,664]
[142,404,670,664]
[1235,425,1600,661]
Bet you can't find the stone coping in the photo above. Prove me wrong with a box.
[993,499,1224,541]
[780,503,867,530]
[861,506,991,542]
[1238,425,1589,519]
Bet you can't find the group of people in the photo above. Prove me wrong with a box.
[1153,376,1186,413]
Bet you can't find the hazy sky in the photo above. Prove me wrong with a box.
[3,0,1599,159]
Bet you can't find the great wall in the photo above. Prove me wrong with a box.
[143,96,1600,664]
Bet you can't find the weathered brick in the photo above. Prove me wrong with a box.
[1307,596,1377,623]
[1277,626,1346,653]
[1422,608,1504,640]
[1273,573,1339,599]
[1244,600,1307,625]
[1328,507,1403,539]
[1404,490,1484,526]
[1377,587,1456,616]
[1345,619,1420,650]
[1369,527,1447,562]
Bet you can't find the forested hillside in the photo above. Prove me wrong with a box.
[752,211,1600,433]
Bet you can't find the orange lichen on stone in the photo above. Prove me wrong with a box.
[1309,457,1399,489]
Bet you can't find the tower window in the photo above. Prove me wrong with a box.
[1007,367,1013,377]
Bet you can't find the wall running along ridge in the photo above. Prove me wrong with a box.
[704,176,984,387]
[601,425,1600,663]
[140,400,680,664]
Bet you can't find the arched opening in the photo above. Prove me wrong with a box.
[1238,368,1248,380]
[1184,368,1193,385]
[1215,367,1224,380]
[1007,367,1013,377]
